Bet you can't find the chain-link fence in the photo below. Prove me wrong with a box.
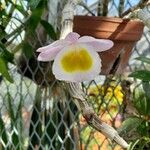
[0,0,149,149]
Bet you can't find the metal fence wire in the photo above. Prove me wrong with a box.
[0,0,150,150]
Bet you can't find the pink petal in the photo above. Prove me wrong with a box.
[78,36,114,52]
[65,32,80,42]
[36,39,70,52]
[37,44,53,52]
[37,46,62,61]
[37,39,72,61]
[78,36,95,42]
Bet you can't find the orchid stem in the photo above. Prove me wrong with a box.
[60,0,129,148]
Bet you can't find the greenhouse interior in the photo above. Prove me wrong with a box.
[0,0,150,150]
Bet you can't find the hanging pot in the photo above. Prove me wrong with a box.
[73,16,144,74]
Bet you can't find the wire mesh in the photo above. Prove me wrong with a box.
[0,0,149,150]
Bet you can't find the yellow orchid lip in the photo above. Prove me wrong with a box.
[61,48,93,73]
[52,44,101,82]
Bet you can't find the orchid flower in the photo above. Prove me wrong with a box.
[37,32,113,82]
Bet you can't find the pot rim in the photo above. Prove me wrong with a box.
[74,15,144,25]
[73,15,144,41]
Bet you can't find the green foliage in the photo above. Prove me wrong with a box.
[27,0,46,32]
[0,42,14,62]
[119,117,143,134]
[133,92,150,115]
[135,57,150,64]
[128,138,150,150]
[129,70,150,81]
[0,57,13,83]
[129,57,150,81]
[0,114,8,149]
[0,0,56,82]
[0,43,14,82]
[40,20,58,40]
[22,41,34,59]
[142,81,150,99]
[129,58,150,115]
[29,0,43,10]
[125,57,150,149]
[137,121,149,137]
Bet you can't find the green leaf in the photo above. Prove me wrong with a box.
[142,81,150,99]
[40,20,57,40]
[0,5,6,18]
[0,114,8,147]
[118,117,143,134]
[15,4,28,17]
[136,57,150,64]
[12,130,20,150]
[137,121,149,137]
[22,42,34,58]
[0,58,13,83]
[129,70,150,81]
[27,0,45,32]
[1,50,14,64]
[0,42,14,63]
[129,138,150,150]
[0,25,7,41]
[133,91,150,115]
[29,0,42,10]
[7,93,15,128]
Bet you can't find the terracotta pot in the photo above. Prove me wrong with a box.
[73,16,144,75]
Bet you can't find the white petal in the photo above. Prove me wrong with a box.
[65,32,80,42]
[36,39,71,52]
[37,46,62,61]
[52,44,101,82]
[37,39,72,61]
[78,36,95,42]
[78,36,114,52]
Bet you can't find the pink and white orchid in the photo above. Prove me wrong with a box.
[37,32,113,82]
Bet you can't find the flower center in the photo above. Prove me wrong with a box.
[61,49,93,72]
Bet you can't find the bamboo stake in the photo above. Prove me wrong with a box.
[102,0,109,16]
[119,0,125,17]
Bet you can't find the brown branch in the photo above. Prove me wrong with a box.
[67,83,129,148]
[121,0,149,17]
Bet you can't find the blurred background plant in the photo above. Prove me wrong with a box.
[0,0,150,149]
[117,57,150,150]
